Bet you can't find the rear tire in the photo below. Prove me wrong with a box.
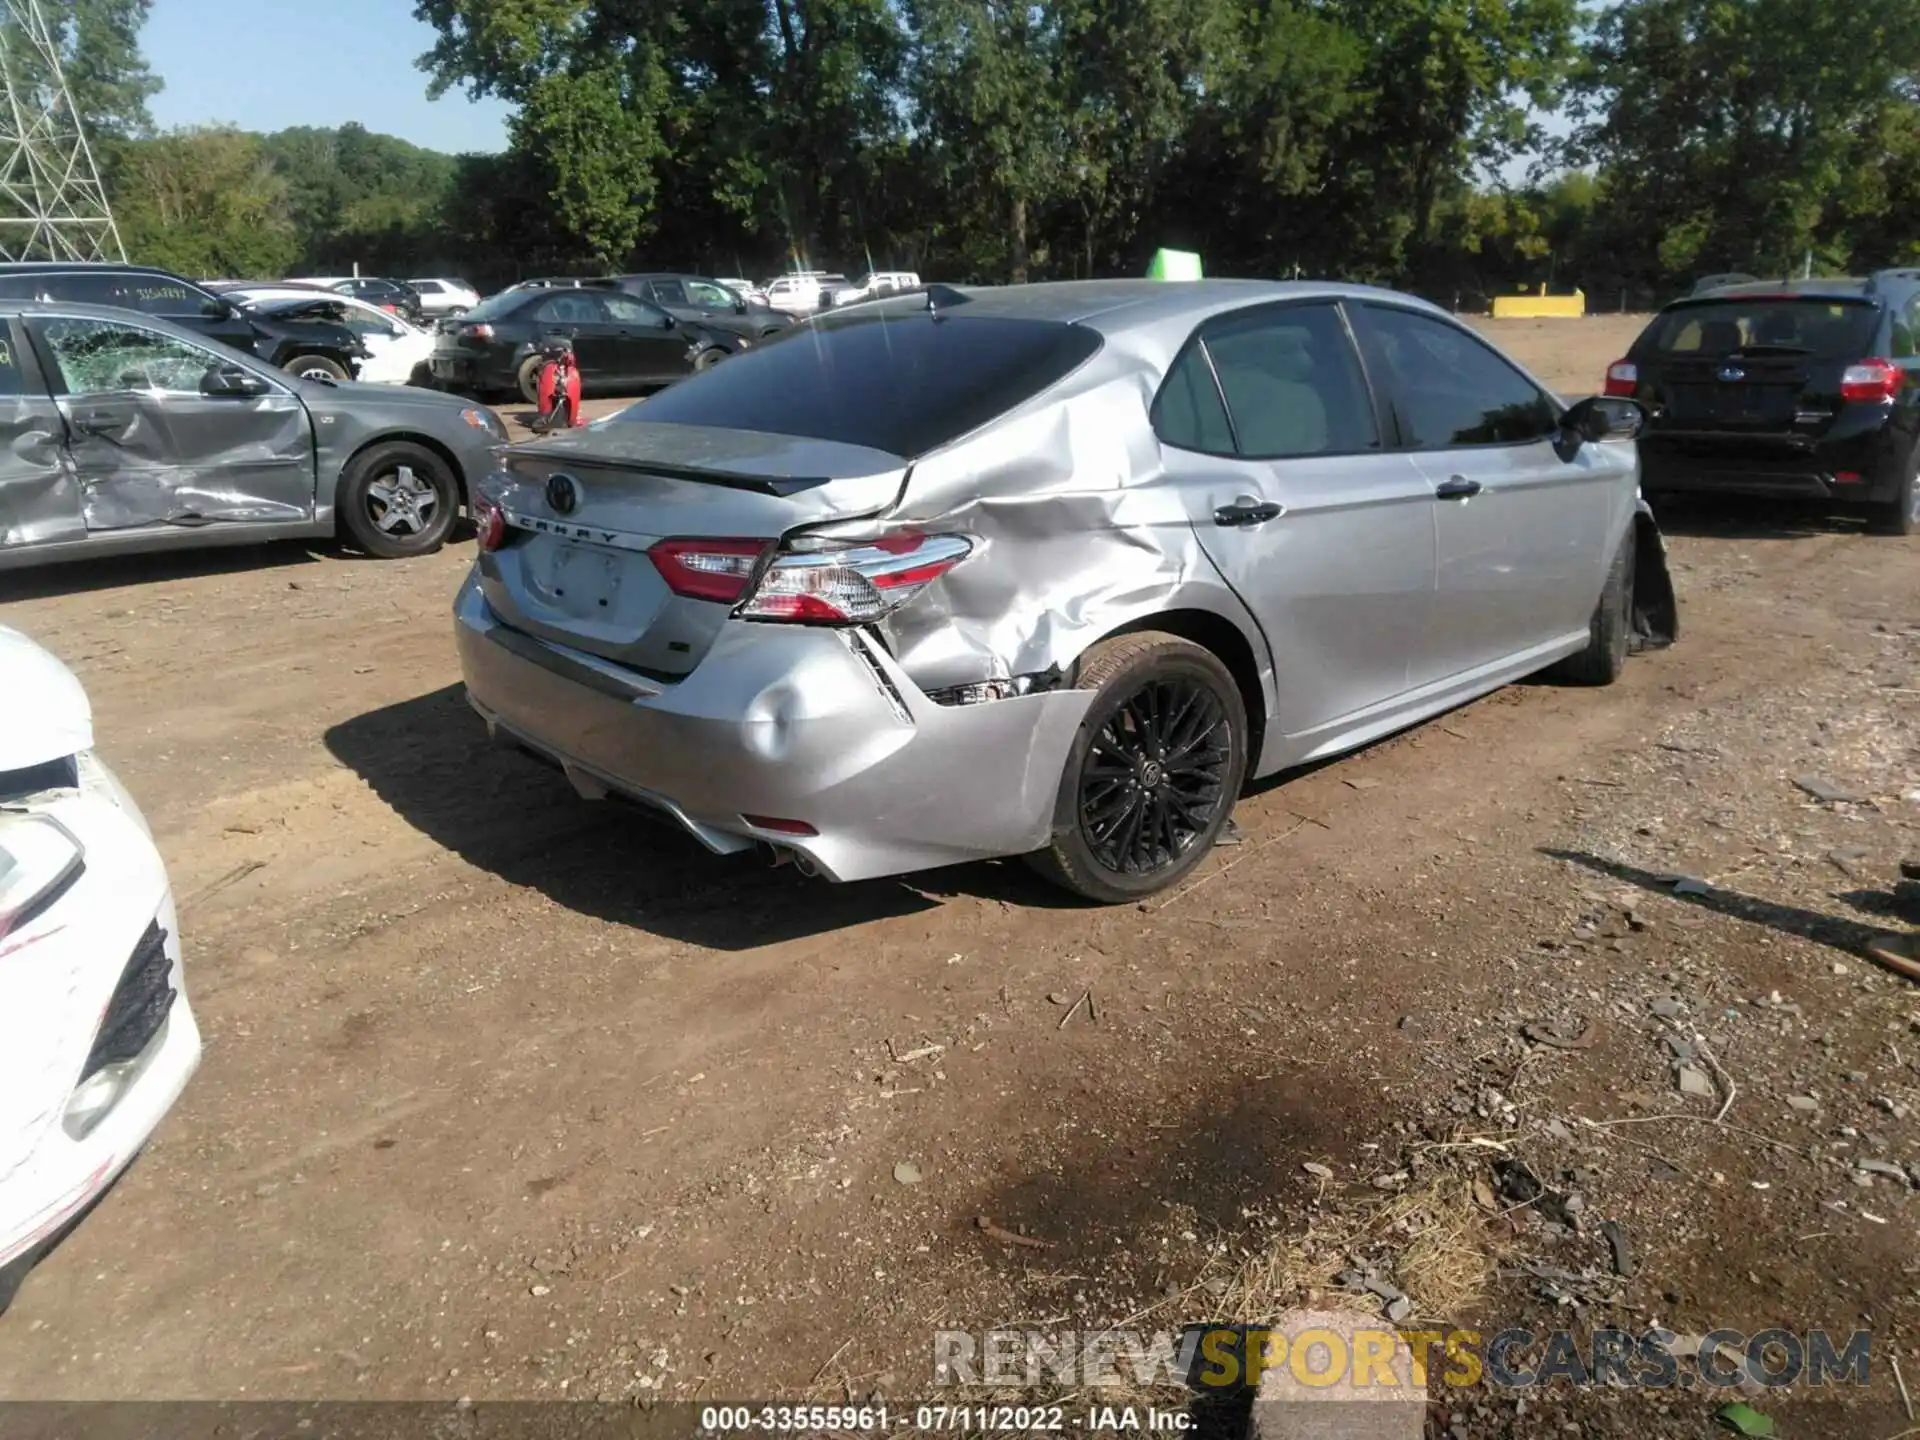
[285,353,347,382]
[1867,451,1920,536]
[516,355,544,405]
[337,441,460,560]
[694,347,728,372]
[1025,632,1248,904]
[1551,530,1634,686]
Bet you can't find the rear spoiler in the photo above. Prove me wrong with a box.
[501,448,836,497]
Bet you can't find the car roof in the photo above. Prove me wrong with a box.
[0,261,186,275]
[812,278,1445,336]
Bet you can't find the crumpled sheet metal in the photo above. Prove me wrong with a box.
[0,395,84,548]
[856,351,1269,697]
[67,394,312,532]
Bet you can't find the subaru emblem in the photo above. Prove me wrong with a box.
[545,472,579,515]
[1718,365,1746,383]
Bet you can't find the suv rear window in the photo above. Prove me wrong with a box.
[625,312,1104,457]
[1647,299,1878,359]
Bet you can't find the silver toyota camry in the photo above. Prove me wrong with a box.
[455,280,1677,901]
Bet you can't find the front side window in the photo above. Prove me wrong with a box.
[35,317,219,395]
[602,293,669,327]
[685,279,736,307]
[1359,305,1559,447]
[1202,303,1378,458]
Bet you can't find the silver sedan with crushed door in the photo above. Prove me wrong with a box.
[456,280,1677,901]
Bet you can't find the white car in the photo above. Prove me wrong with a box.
[0,626,199,1315]
[761,272,850,315]
[407,277,480,317]
[226,286,436,386]
[715,276,767,306]
[832,271,921,306]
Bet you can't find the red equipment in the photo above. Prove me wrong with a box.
[532,336,581,432]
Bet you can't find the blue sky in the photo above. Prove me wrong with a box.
[144,0,511,153]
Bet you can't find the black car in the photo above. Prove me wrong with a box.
[0,299,507,568]
[602,273,794,342]
[0,264,366,382]
[1608,269,1920,534]
[429,285,742,401]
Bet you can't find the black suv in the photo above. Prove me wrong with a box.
[0,263,366,382]
[602,273,794,342]
[1609,270,1920,534]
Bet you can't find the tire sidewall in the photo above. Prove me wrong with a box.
[517,355,544,404]
[288,354,347,382]
[1046,640,1248,902]
[338,443,459,559]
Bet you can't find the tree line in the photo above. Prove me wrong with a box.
[16,0,1920,305]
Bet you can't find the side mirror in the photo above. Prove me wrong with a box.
[734,299,748,314]
[1562,394,1645,445]
[659,312,677,329]
[201,296,235,319]
[201,363,269,397]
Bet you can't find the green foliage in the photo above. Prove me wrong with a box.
[113,127,298,278]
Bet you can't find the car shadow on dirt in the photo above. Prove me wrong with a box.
[1543,849,1901,956]
[1645,494,1869,541]
[324,683,1087,949]
[0,539,329,600]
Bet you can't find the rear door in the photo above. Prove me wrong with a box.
[1352,303,1614,687]
[1155,300,1438,742]
[0,317,84,552]
[25,314,313,530]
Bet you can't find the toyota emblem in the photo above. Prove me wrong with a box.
[546,472,580,515]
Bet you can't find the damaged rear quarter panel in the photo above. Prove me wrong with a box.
[863,334,1272,704]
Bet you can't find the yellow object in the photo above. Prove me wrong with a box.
[1491,286,1586,319]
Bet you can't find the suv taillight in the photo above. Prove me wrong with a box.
[1603,360,1638,397]
[647,533,974,624]
[1840,358,1900,404]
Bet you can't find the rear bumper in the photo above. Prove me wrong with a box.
[1640,428,1907,502]
[453,573,1094,882]
[429,352,513,391]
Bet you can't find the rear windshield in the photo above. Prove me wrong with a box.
[1648,299,1878,358]
[459,291,537,323]
[624,312,1104,457]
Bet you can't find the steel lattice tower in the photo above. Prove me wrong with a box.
[0,0,123,261]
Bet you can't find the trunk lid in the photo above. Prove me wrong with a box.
[478,420,908,677]
[1639,295,1879,440]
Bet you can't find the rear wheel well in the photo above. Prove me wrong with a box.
[337,432,469,514]
[1097,610,1267,772]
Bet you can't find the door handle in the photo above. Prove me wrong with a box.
[1435,475,1483,500]
[1213,497,1285,527]
[74,407,128,437]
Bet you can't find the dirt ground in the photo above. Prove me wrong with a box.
[1,314,1918,1437]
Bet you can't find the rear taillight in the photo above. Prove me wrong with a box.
[459,322,495,340]
[739,533,973,623]
[1603,360,1638,397]
[1840,358,1901,404]
[474,497,505,552]
[645,532,974,623]
[648,537,770,602]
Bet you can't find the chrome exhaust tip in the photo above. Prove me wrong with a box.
[758,841,792,869]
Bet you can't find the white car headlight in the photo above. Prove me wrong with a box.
[0,812,85,947]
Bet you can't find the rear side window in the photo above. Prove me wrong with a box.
[648,279,687,304]
[43,271,208,317]
[626,313,1104,457]
[1358,305,1559,447]
[1647,299,1878,359]
[1152,343,1234,454]
[535,292,606,325]
[1204,303,1378,457]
